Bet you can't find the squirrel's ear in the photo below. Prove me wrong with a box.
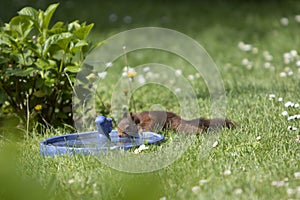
[129,112,134,119]
[130,112,140,124]
[122,112,129,118]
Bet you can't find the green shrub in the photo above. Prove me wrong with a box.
[0,3,94,128]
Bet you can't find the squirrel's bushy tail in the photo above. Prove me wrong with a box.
[176,118,235,134]
[189,118,235,130]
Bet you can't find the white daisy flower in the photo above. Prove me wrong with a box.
[137,75,146,84]
[212,141,218,148]
[238,41,252,52]
[272,181,285,187]
[286,188,294,195]
[175,88,181,93]
[143,66,150,72]
[281,111,288,116]
[98,71,107,79]
[264,62,271,69]
[105,62,113,68]
[134,144,149,154]
[279,72,287,77]
[188,74,195,81]
[287,115,299,120]
[280,17,289,26]
[269,94,276,99]
[256,136,261,140]
[294,172,300,179]
[191,186,200,193]
[283,52,292,64]
[233,188,243,195]
[295,15,300,23]
[263,51,273,61]
[285,101,294,108]
[287,71,293,76]
[290,50,298,57]
[287,126,297,131]
[252,47,258,54]
[199,179,208,185]
[224,169,231,175]
[175,69,182,76]
[242,58,251,66]
[68,179,75,184]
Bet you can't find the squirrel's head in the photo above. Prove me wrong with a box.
[117,112,140,137]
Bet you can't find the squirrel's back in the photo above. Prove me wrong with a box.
[117,110,234,137]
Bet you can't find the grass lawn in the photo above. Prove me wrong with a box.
[0,0,300,199]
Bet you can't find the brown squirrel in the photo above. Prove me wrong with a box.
[117,110,234,137]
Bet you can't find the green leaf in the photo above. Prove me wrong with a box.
[51,21,64,29]
[0,89,7,104]
[38,10,44,30]
[9,16,33,37]
[64,65,80,73]
[0,33,12,46]
[35,58,57,71]
[75,40,89,47]
[0,57,9,65]
[17,6,40,31]
[10,49,34,66]
[68,20,80,32]
[72,23,94,40]
[5,68,36,77]
[70,40,88,53]
[33,90,45,97]
[35,77,44,88]
[26,41,42,57]
[43,3,59,29]
[18,7,38,21]
[35,58,50,70]
[43,32,73,55]
[48,21,65,34]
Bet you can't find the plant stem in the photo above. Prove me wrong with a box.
[26,93,29,140]
[64,72,77,97]
[123,46,137,113]
[96,92,110,112]
[2,84,25,120]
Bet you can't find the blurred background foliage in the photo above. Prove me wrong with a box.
[1,0,300,136]
[1,0,299,40]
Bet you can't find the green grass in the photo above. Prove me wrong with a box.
[1,0,300,199]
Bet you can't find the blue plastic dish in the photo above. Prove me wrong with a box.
[40,130,164,157]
